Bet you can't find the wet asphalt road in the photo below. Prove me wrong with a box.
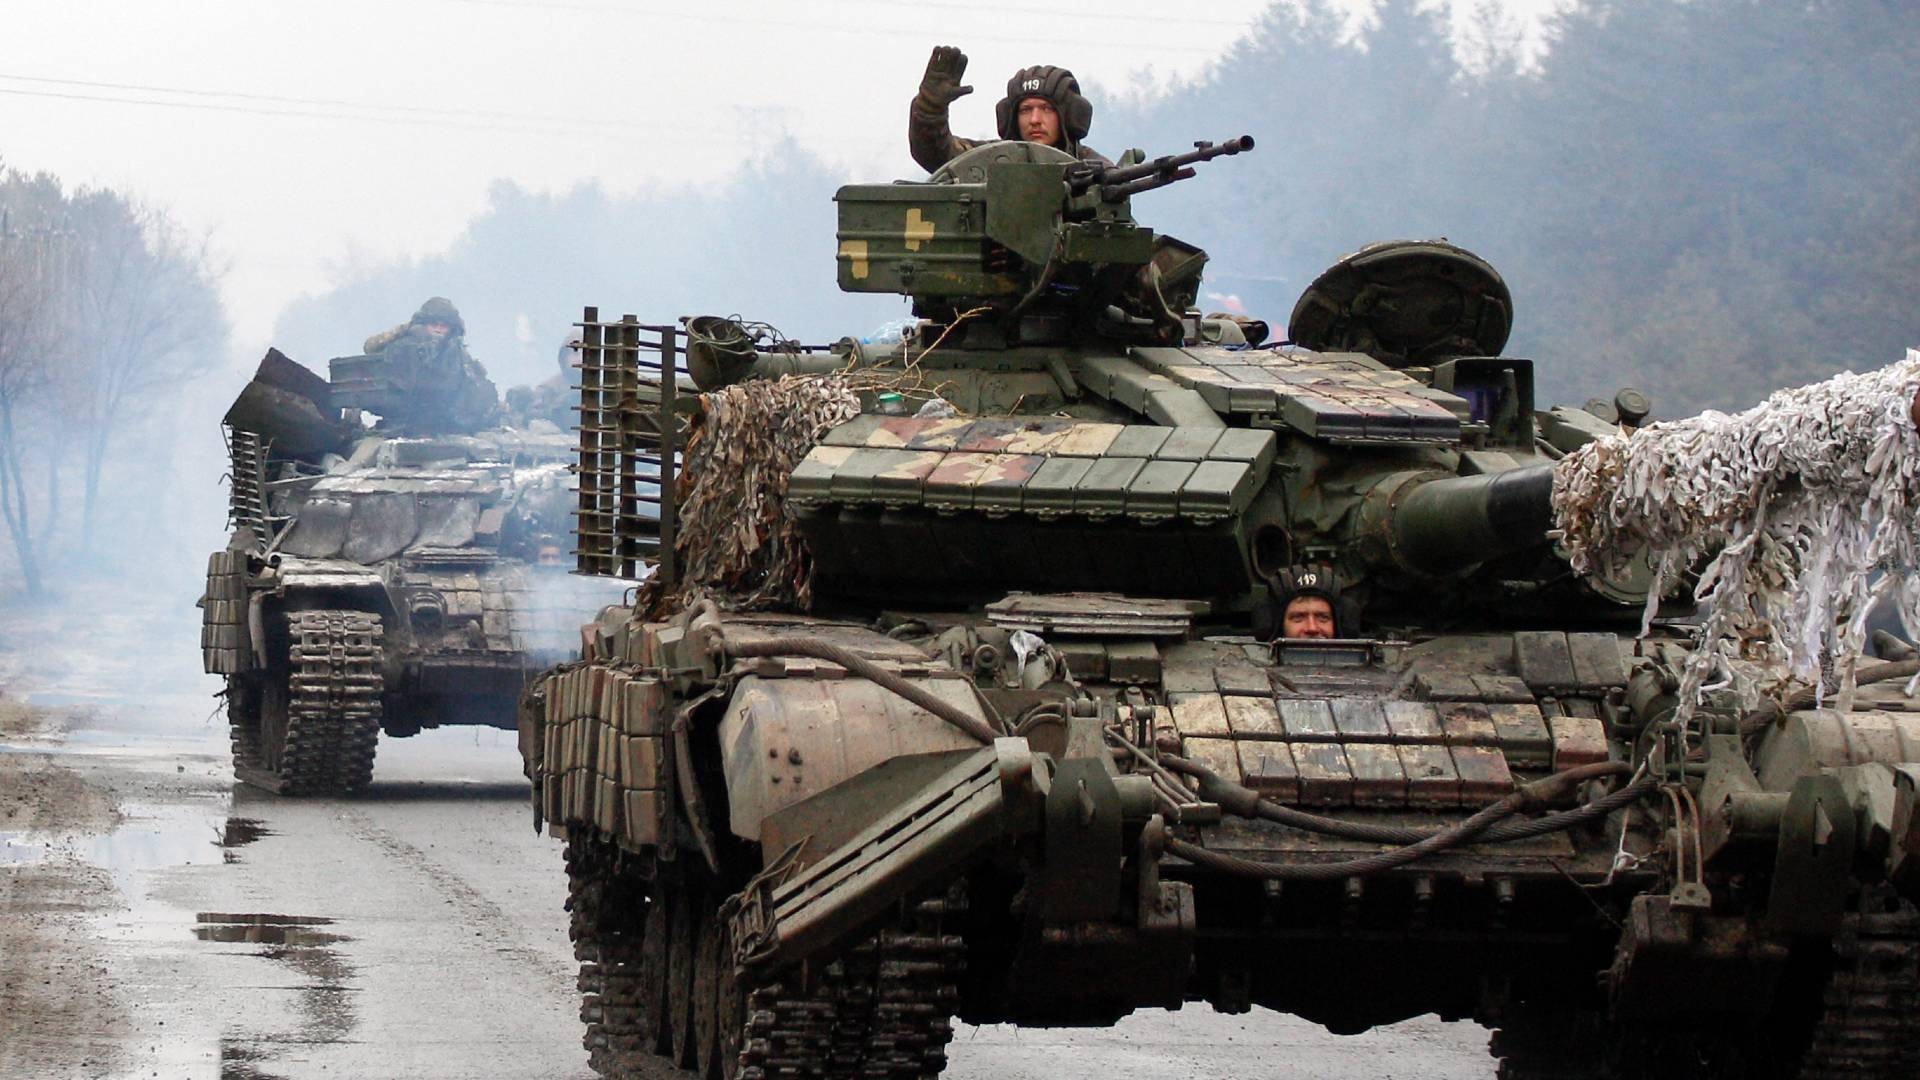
[1,597,1496,1080]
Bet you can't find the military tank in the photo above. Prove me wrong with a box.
[519,137,1920,1079]
[201,346,632,795]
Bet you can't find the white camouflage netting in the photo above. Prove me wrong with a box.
[1553,349,1920,718]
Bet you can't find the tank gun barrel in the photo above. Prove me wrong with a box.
[1370,464,1556,577]
[1066,135,1256,202]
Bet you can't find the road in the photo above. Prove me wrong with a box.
[0,588,1496,1080]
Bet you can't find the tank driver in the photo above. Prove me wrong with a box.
[1272,565,1343,640]
[909,44,1111,174]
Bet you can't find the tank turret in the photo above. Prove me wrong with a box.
[514,139,1920,1080]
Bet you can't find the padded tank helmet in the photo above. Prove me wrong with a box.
[410,296,466,337]
[995,65,1093,145]
[1262,563,1352,639]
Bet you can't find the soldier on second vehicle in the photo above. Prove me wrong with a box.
[909,44,1110,174]
[361,296,501,434]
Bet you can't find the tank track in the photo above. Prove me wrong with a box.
[231,610,384,796]
[1493,901,1920,1079]
[737,890,964,1080]
[564,832,964,1080]
[1795,901,1920,1079]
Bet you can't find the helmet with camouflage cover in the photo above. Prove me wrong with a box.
[410,296,466,337]
[995,64,1092,146]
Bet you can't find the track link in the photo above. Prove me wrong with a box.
[231,610,384,796]
[1493,898,1920,1079]
[565,833,964,1080]
[1797,900,1920,1079]
[738,888,965,1080]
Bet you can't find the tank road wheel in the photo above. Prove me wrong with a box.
[229,610,384,796]
[667,885,702,1068]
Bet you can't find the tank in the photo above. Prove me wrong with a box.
[520,138,1920,1079]
[200,346,632,795]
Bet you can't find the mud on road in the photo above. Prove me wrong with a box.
[1,693,133,1079]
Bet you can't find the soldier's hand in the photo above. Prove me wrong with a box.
[919,45,973,107]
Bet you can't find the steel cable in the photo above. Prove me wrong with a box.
[1163,760,1634,881]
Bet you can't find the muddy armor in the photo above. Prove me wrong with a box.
[908,45,1108,173]
[357,297,501,435]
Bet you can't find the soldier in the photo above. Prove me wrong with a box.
[909,45,1110,174]
[1272,565,1344,640]
[362,297,501,434]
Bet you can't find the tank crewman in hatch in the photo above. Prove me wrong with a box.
[909,45,1111,174]
[1272,565,1345,640]
[361,297,502,434]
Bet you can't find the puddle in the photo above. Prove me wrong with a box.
[26,689,104,708]
[195,912,359,1053]
[220,1041,287,1080]
[84,800,230,886]
[194,912,342,949]
[1,832,46,863]
[219,817,273,848]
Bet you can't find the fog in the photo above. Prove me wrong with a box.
[2,0,1916,608]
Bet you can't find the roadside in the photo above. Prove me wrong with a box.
[1,667,136,1078]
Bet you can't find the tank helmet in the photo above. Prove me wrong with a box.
[995,65,1093,145]
[1274,564,1339,607]
[410,296,466,337]
[1270,563,1348,638]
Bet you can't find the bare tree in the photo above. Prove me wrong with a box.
[0,172,69,596]
[65,190,226,553]
[0,166,227,597]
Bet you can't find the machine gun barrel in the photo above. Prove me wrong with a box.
[1068,135,1256,203]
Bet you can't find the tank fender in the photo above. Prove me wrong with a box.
[716,672,991,843]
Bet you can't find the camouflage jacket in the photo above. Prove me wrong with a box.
[374,330,502,434]
[908,96,1109,175]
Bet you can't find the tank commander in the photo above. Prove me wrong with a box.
[1273,565,1343,640]
[909,45,1110,174]
[361,296,501,434]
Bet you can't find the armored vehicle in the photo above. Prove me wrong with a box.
[201,347,631,794]
[520,138,1920,1079]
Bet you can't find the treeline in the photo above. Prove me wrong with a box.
[273,150,895,392]
[0,165,227,596]
[1116,0,1919,414]
[281,0,1916,419]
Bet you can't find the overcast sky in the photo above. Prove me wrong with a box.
[3,0,1568,353]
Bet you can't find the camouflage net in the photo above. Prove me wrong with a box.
[662,374,860,612]
[1553,349,1920,719]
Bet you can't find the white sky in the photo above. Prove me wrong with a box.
[1,0,1568,354]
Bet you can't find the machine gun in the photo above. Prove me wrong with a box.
[1066,135,1257,202]
[834,135,1257,339]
